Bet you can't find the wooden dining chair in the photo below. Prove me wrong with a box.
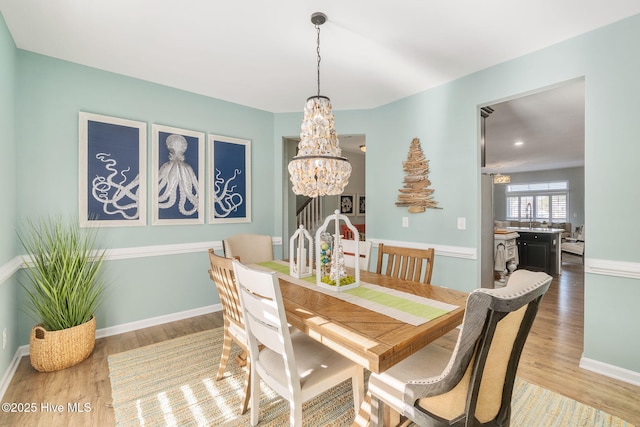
[375,243,435,284]
[223,233,273,264]
[367,270,552,427]
[208,250,251,415]
[342,239,372,271]
[232,260,365,427]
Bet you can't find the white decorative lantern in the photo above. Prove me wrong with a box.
[315,210,360,290]
[289,225,313,278]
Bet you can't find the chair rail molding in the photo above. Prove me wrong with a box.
[6,242,640,284]
[0,237,284,275]
[367,238,476,260]
[0,256,23,286]
[584,258,640,280]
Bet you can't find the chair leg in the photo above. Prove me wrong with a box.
[353,394,372,427]
[235,349,248,367]
[290,399,303,427]
[240,357,251,415]
[216,329,233,380]
[352,367,365,412]
[370,394,385,427]
[250,364,260,426]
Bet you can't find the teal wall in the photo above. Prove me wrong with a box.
[0,12,16,261]
[0,11,18,385]
[15,51,276,244]
[12,51,276,343]
[1,11,639,385]
[275,14,640,372]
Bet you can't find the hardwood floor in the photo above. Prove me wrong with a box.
[519,258,640,425]
[437,257,640,425]
[0,314,224,427]
[1,258,638,426]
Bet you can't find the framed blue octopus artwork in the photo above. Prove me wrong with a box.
[151,124,205,225]
[208,134,251,224]
[79,112,147,227]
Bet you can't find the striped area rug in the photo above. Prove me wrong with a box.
[108,327,633,426]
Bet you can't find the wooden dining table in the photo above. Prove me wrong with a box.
[276,268,468,374]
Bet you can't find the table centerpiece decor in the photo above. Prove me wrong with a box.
[289,224,313,278]
[315,210,360,291]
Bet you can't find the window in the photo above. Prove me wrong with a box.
[505,181,568,223]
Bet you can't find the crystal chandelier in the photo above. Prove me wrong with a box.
[288,12,351,198]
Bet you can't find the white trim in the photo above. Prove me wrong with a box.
[95,304,220,338]
[367,238,477,260]
[105,241,224,261]
[1,237,284,273]
[0,346,27,400]
[0,256,23,285]
[584,258,640,280]
[580,355,640,387]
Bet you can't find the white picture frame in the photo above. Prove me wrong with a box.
[151,124,205,225]
[208,134,252,224]
[79,112,147,227]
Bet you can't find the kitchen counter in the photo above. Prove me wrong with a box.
[506,227,566,234]
[507,227,563,275]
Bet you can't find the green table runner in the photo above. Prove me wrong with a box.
[257,261,457,326]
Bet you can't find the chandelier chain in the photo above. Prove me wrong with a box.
[316,23,321,97]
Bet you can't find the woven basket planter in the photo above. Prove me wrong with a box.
[29,316,96,372]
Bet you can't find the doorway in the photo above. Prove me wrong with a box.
[480,79,585,286]
[282,134,367,259]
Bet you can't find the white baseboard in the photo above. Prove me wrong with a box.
[580,355,640,387]
[0,346,26,401]
[95,304,220,339]
[0,304,222,400]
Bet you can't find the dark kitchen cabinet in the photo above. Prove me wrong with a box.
[517,232,551,273]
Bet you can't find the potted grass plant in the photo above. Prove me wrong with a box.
[18,216,107,372]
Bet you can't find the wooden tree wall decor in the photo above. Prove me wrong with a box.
[396,137,439,213]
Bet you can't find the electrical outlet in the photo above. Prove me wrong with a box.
[2,328,6,350]
[457,217,466,230]
[402,217,409,228]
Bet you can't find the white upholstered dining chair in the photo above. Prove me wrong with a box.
[367,269,552,427]
[223,233,273,264]
[232,260,365,426]
[342,239,372,271]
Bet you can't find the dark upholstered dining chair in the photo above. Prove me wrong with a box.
[208,249,250,414]
[376,243,435,284]
[367,269,552,427]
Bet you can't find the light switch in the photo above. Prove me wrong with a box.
[402,217,409,227]
[457,217,466,230]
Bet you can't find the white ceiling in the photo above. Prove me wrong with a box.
[483,80,585,174]
[0,1,634,168]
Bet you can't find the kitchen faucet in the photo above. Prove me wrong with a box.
[526,202,532,229]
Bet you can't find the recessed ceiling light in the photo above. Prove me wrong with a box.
[514,141,524,146]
